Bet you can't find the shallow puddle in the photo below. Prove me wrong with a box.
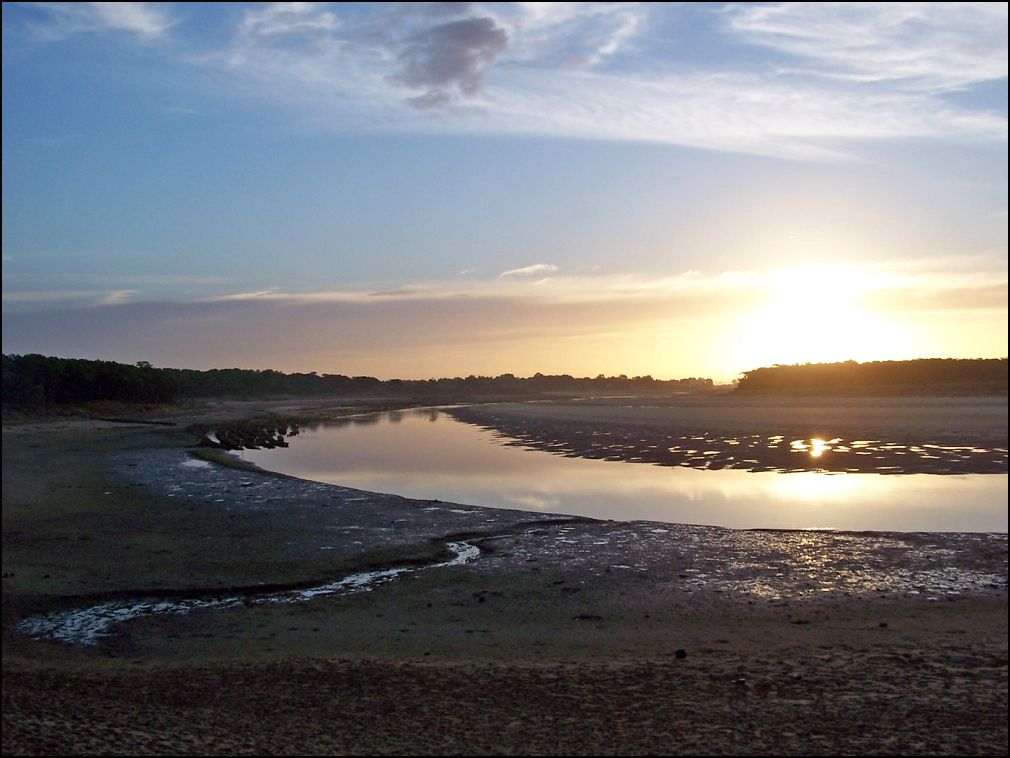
[241,410,1008,532]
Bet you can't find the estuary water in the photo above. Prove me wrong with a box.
[240,408,1008,533]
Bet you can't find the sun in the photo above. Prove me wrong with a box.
[730,264,914,371]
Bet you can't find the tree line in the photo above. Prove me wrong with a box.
[1,353,715,411]
[735,358,1008,395]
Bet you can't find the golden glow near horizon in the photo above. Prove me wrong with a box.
[4,260,1004,384]
[727,264,924,375]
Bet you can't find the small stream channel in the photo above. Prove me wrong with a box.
[18,541,480,646]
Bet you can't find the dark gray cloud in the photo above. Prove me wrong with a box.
[405,89,454,110]
[392,16,508,107]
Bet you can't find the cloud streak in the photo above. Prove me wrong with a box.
[724,2,1008,93]
[4,266,1005,380]
[205,3,1004,159]
[498,263,560,278]
[4,262,1005,380]
[5,261,1003,311]
[24,2,176,40]
[12,3,1006,159]
[0,275,765,379]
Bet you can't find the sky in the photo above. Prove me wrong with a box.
[2,2,1007,382]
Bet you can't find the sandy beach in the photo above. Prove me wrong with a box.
[3,397,1007,755]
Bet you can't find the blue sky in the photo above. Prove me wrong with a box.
[2,2,1007,380]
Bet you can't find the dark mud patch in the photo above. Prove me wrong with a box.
[449,406,1008,474]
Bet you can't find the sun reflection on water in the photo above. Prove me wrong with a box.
[766,470,863,504]
[788,437,843,459]
[242,410,1008,532]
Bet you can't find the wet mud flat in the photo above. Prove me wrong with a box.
[449,397,1009,474]
[7,444,582,639]
[3,412,1008,755]
[11,445,1007,649]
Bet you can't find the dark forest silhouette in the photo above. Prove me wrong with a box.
[4,354,1006,412]
[735,358,1007,395]
[1,354,713,411]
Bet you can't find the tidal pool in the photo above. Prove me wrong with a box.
[240,409,1008,533]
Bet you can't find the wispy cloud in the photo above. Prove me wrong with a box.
[0,273,229,312]
[96,289,139,306]
[212,289,284,302]
[6,262,1003,313]
[470,68,1004,160]
[237,2,341,49]
[484,2,647,67]
[24,2,176,41]
[498,263,560,278]
[2,289,138,308]
[723,2,1008,93]
[190,2,1005,160]
[11,4,1005,158]
[9,3,1010,158]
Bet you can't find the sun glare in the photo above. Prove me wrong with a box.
[789,437,837,458]
[731,264,914,371]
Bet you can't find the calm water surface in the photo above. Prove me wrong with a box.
[241,409,1007,532]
